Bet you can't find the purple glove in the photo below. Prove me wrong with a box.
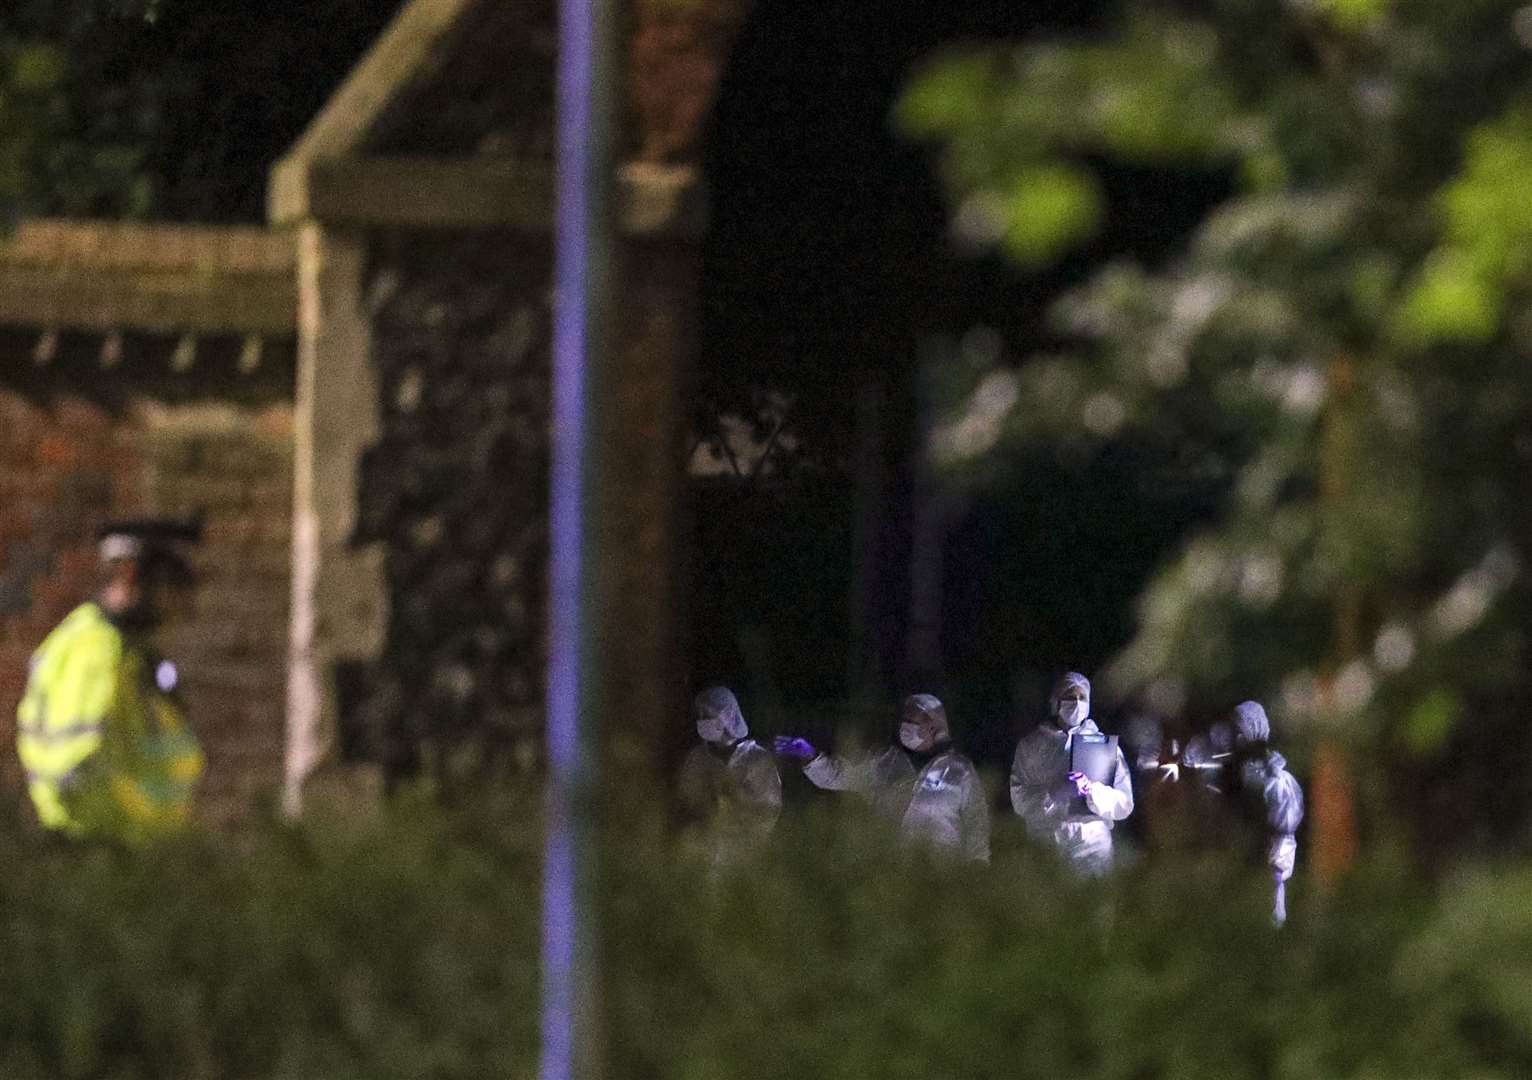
[1067,771,1093,798]
[773,736,817,762]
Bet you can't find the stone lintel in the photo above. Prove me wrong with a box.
[270,155,705,238]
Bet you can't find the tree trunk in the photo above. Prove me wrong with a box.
[1313,355,1362,889]
[845,380,884,703]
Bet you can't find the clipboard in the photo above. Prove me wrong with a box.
[1070,732,1119,785]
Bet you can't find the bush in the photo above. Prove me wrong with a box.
[0,797,540,1079]
[1,797,1529,1078]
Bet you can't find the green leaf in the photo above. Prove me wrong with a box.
[1400,688,1459,756]
[1242,149,1289,193]
[1095,76,1226,161]
[1316,0,1390,33]
[1000,163,1104,266]
[10,45,67,96]
[1075,20,1242,163]
[1394,247,1501,344]
[1439,109,1532,280]
[896,52,994,139]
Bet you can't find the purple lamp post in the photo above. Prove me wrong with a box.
[540,0,616,1074]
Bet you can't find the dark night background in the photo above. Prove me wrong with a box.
[12,6,1532,1074]
[695,0,1231,770]
[5,0,1233,774]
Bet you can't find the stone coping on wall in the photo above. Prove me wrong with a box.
[0,220,298,337]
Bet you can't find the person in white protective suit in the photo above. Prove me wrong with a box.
[677,686,782,862]
[774,694,990,862]
[1223,700,1304,926]
[1010,672,1134,875]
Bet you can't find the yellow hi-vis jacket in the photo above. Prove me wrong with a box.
[16,603,203,843]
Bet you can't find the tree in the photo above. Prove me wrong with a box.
[0,3,157,222]
[900,0,1532,869]
[1,0,399,223]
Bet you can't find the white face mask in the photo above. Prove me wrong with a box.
[1055,699,1087,729]
[899,721,929,752]
[697,714,727,744]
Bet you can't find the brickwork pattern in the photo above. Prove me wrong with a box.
[630,0,746,163]
[145,403,293,826]
[0,388,293,827]
[0,392,142,802]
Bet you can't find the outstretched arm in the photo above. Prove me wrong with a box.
[803,748,881,793]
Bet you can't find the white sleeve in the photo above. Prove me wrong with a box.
[961,766,991,863]
[1269,835,1297,881]
[1084,745,1135,821]
[804,750,877,793]
[1010,739,1059,836]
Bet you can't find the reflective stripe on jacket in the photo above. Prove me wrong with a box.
[16,603,203,842]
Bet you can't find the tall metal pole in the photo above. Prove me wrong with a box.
[540,0,616,1070]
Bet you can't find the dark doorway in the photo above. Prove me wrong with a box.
[692,0,1227,766]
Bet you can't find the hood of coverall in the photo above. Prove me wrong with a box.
[1233,700,1271,747]
[898,693,951,753]
[694,686,748,746]
[1050,672,1092,730]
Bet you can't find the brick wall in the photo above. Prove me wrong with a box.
[0,377,293,827]
[0,390,142,804]
[141,400,293,826]
[630,0,746,164]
